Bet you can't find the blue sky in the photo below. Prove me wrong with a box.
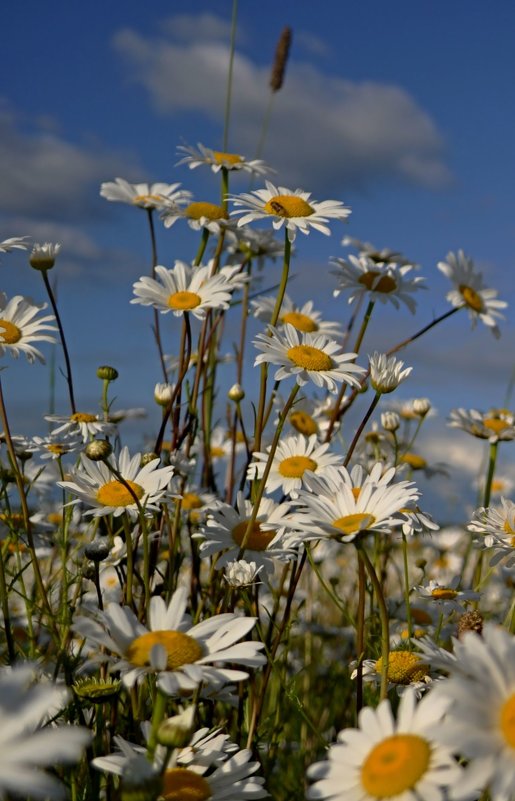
[2,1,515,513]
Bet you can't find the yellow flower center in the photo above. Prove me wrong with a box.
[500,693,515,750]
[290,410,318,436]
[358,270,397,294]
[71,412,97,423]
[332,513,375,537]
[181,492,203,511]
[375,652,429,684]
[211,446,226,458]
[212,150,243,166]
[47,443,68,455]
[361,734,431,797]
[126,630,203,670]
[287,345,333,371]
[483,417,510,435]
[132,193,163,206]
[47,512,63,525]
[281,311,318,333]
[401,453,427,470]
[492,479,508,493]
[0,319,22,344]
[162,768,211,801]
[185,201,228,221]
[411,608,433,625]
[232,519,276,550]
[278,455,318,478]
[263,195,314,218]
[503,520,515,536]
[431,587,458,600]
[96,479,144,507]
[401,627,426,640]
[459,284,483,312]
[167,291,202,311]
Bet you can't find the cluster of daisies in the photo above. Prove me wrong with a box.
[0,141,514,801]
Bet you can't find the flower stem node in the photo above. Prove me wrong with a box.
[84,537,111,563]
[97,365,119,381]
[84,439,113,461]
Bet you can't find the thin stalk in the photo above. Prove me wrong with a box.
[41,271,76,413]
[473,440,499,591]
[344,391,381,467]
[358,544,389,700]
[146,208,168,382]
[355,556,366,718]
[401,532,413,645]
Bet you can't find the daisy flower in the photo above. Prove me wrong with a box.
[369,352,412,394]
[0,663,90,800]
[428,624,515,801]
[0,236,30,253]
[161,199,233,234]
[253,324,365,393]
[468,497,515,567]
[448,407,515,443]
[224,559,264,587]
[100,178,191,210]
[415,578,480,614]
[94,727,267,801]
[246,433,344,498]
[25,433,82,460]
[45,411,116,443]
[437,249,507,338]
[331,254,425,313]
[342,235,416,266]
[307,688,461,801]
[177,142,272,177]
[57,445,174,518]
[251,292,343,338]
[230,180,351,241]
[29,242,60,271]
[197,492,297,574]
[290,463,420,543]
[351,650,432,695]
[131,261,237,319]
[73,587,265,694]
[0,293,56,364]
[225,227,284,265]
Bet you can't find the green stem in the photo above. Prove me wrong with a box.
[146,208,168,382]
[401,532,413,646]
[41,271,76,413]
[194,229,210,266]
[358,544,389,700]
[473,440,499,591]
[344,391,382,467]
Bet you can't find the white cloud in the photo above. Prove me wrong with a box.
[113,14,451,191]
[0,105,138,221]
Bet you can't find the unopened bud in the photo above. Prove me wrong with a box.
[381,411,400,432]
[154,382,175,407]
[228,383,245,402]
[413,398,431,417]
[84,440,113,461]
[157,706,195,748]
[84,537,110,562]
[97,365,119,381]
[29,242,60,271]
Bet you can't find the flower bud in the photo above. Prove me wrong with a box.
[97,365,119,381]
[228,383,245,402]
[29,242,60,271]
[413,397,431,417]
[156,706,195,748]
[381,411,400,432]
[141,452,159,467]
[84,439,113,461]
[84,537,110,562]
[154,382,175,406]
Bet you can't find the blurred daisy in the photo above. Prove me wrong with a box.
[437,249,507,338]
[197,492,296,574]
[58,445,174,518]
[331,254,425,313]
[177,142,271,177]
[230,180,351,241]
[100,178,191,210]
[448,407,515,443]
[429,624,515,801]
[0,663,90,800]
[352,650,432,693]
[251,292,342,337]
[45,411,116,442]
[468,497,515,567]
[132,261,237,319]
[25,433,82,461]
[290,463,420,543]
[307,688,461,801]
[369,352,412,394]
[73,587,265,694]
[0,236,30,253]
[224,559,264,587]
[225,227,284,265]
[0,293,56,364]
[247,433,344,498]
[253,324,365,393]
[415,578,480,614]
[342,235,416,266]
[161,199,233,234]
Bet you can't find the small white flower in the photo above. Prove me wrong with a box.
[100,178,191,210]
[253,324,365,393]
[224,560,264,587]
[0,293,56,364]
[177,142,272,177]
[331,254,425,313]
[251,292,343,338]
[369,352,412,393]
